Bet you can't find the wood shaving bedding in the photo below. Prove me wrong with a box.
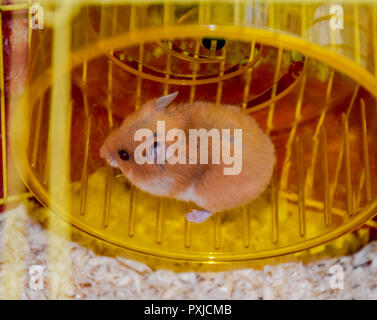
[0,203,376,300]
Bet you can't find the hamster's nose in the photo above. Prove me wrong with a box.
[100,146,105,159]
[100,145,108,160]
[100,146,119,168]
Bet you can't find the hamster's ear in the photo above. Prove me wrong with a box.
[156,91,178,110]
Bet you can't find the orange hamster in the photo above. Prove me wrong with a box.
[100,92,276,223]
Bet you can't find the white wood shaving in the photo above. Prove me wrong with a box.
[0,204,376,299]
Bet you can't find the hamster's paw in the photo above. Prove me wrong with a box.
[185,210,212,224]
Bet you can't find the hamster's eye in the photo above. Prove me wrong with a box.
[118,149,130,161]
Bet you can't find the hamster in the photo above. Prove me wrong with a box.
[100,92,276,223]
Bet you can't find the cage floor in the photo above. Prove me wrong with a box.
[1,202,375,299]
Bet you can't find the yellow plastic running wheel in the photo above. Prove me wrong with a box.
[11,0,377,270]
